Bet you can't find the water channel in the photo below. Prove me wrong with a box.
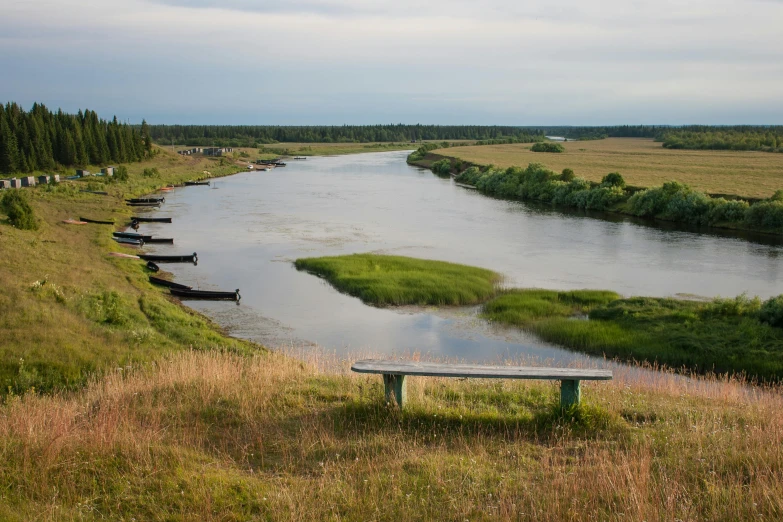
[139,151,783,365]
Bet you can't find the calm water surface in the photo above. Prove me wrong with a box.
[139,151,783,365]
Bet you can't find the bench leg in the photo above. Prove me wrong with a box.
[560,379,581,408]
[383,374,407,408]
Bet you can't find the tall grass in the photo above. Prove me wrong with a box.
[0,349,781,520]
[483,290,783,382]
[295,254,501,306]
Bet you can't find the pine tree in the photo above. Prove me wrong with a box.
[0,116,19,174]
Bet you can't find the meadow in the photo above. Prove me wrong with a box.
[430,138,783,199]
[0,349,781,520]
[295,254,501,306]
[3,148,783,519]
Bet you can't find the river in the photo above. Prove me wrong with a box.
[138,151,783,364]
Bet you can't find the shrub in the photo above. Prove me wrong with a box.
[113,166,129,182]
[142,167,160,178]
[601,172,625,188]
[1,190,38,230]
[531,142,565,153]
[431,159,452,177]
[561,168,575,181]
[745,200,783,230]
[759,295,783,327]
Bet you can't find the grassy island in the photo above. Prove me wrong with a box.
[295,254,501,306]
[483,289,783,382]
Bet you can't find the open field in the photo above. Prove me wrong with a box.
[295,254,500,306]
[0,349,781,520]
[432,138,783,199]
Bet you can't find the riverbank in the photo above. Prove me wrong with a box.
[410,149,783,237]
[2,151,783,519]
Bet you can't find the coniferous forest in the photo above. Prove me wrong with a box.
[0,102,151,175]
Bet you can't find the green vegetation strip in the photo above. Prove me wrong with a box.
[294,254,500,306]
[483,289,783,382]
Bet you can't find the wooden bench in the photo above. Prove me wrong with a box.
[351,360,612,408]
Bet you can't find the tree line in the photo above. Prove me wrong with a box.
[0,102,152,175]
[660,128,783,152]
[147,124,547,147]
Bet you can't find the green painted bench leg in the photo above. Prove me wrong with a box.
[560,379,581,408]
[383,374,407,408]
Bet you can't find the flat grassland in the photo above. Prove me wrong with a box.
[434,138,783,199]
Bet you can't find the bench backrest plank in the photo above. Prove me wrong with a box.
[352,360,612,381]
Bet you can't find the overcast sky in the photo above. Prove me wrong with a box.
[2,0,782,124]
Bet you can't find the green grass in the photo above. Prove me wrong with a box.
[0,147,256,393]
[483,290,783,381]
[295,254,501,306]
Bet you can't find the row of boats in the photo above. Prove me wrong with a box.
[103,183,241,302]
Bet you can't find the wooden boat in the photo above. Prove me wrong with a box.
[170,288,240,301]
[144,237,174,244]
[80,217,114,225]
[131,217,172,223]
[126,202,161,207]
[184,180,210,186]
[113,237,143,246]
[159,187,174,192]
[80,190,109,195]
[146,261,160,272]
[62,219,88,225]
[126,197,165,204]
[273,162,286,167]
[149,276,192,290]
[294,156,307,160]
[113,232,152,241]
[139,252,198,263]
[108,253,140,259]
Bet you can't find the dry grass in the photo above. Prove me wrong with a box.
[434,138,783,199]
[0,349,781,520]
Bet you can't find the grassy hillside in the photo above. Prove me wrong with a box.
[429,138,783,199]
[0,148,256,392]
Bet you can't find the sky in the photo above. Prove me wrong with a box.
[2,0,782,125]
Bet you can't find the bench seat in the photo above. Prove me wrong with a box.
[351,360,612,408]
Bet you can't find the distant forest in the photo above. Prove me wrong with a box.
[660,128,783,152]
[0,102,151,175]
[147,125,547,147]
[151,124,783,150]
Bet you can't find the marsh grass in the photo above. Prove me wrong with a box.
[294,254,501,306]
[0,349,781,520]
[483,290,783,381]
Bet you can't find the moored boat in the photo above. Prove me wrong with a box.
[62,219,88,225]
[184,180,210,186]
[149,276,192,290]
[113,232,152,241]
[146,261,160,272]
[126,197,165,204]
[108,252,140,259]
[80,217,114,225]
[113,237,144,246]
[170,288,240,301]
[139,252,198,263]
[131,217,172,223]
[144,237,174,244]
[126,201,161,207]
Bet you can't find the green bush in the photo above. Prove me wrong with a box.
[112,166,129,182]
[601,172,625,188]
[759,295,783,327]
[142,167,160,178]
[531,142,565,153]
[431,159,452,177]
[1,190,38,230]
[561,168,575,181]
